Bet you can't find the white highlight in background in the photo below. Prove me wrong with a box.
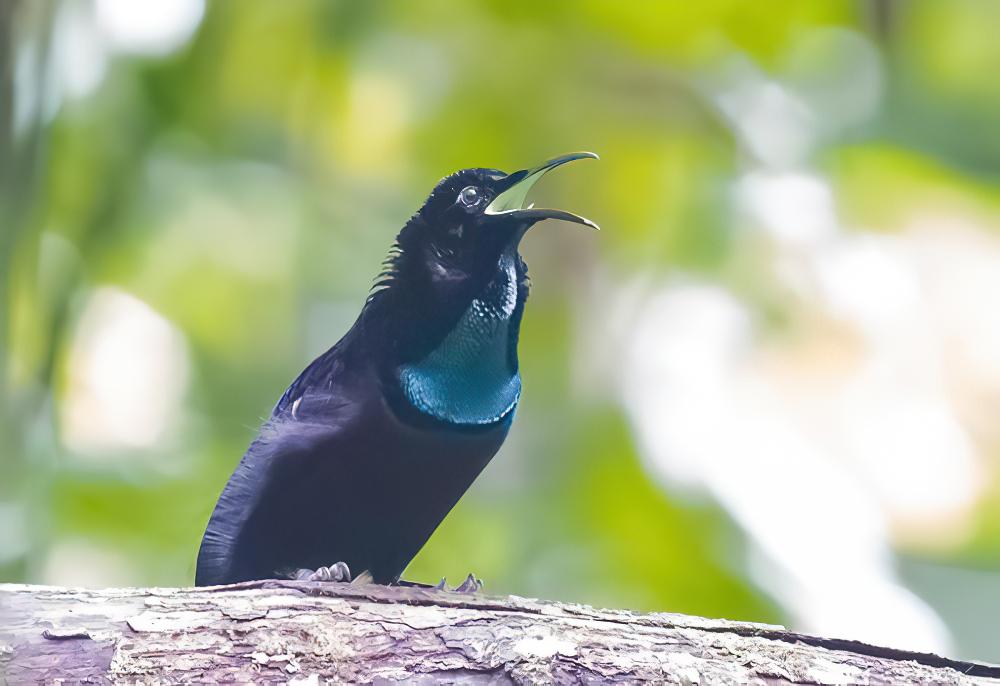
[61,287,189,456]
[95,0,204,57]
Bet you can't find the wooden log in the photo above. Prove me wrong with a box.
[1,580,998,684]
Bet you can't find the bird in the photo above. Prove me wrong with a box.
[195,152,599,588]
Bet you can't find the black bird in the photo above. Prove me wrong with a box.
[195,152,599,587]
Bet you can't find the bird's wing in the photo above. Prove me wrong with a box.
[274,343,347,418]
[196,335,365,585]
[196,422,318,584]
[196,388,365,584]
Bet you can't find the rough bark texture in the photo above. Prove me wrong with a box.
[1,581,998,684]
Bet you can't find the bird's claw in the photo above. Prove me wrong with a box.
[453,573,483,593]
[424,574,483,593]
[394,573,484,593]
[295,561,351,583]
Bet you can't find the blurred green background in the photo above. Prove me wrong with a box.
[4,0,1000,662]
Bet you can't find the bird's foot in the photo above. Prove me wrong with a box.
[408,573,482,593]
[294,561,351,583]
[391,573,484,593]
[452,573,484,593]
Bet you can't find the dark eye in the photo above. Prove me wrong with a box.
[458,186,480,207]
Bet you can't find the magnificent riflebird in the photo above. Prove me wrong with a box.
[196,152,599,587]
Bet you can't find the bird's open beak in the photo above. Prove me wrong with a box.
[485,152,600,230]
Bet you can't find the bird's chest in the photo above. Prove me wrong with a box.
[398,258,521,426]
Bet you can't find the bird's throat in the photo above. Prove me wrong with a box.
[397,254,521,426]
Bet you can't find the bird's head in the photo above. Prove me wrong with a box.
[401,152,599,281]
[372,152,598,311]
[364,152,598,416]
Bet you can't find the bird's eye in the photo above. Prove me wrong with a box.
[458,186,481,207]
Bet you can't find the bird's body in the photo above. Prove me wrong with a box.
[196,154,597,586]
[196,264,520,585]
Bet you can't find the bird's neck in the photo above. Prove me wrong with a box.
[397,253,522,426]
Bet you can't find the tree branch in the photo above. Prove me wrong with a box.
[1,581,997,684]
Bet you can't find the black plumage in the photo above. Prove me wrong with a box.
[196,153,597,586]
